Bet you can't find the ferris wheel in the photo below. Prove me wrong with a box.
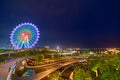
[10,22,40,49]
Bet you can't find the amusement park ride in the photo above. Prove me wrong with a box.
[10,22,40,50]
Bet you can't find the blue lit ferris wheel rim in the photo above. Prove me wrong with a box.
[10,22,40,49]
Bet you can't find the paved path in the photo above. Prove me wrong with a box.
[0,59,17,80]
[0,57,29,80]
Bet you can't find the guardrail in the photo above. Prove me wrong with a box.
[7,63,17,80]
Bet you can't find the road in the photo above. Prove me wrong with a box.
[0,59,17,80]
[0,55,78,80]
[0,51,17,56]
[18,59,79,80]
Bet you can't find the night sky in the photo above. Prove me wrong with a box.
[0,0,120,48]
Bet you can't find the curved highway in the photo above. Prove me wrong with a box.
[18,59,79,80]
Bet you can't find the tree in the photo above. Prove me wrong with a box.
[89,53,120,80]
[35,54,44,62]
[49,72,64,80]
[98,55,120,80]
[73,67,92,80]
[91,63,100,77]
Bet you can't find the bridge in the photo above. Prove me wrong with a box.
[18,59,79,80]
[0,51,17,56]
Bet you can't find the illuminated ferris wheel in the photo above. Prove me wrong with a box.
[10,22,40,49]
